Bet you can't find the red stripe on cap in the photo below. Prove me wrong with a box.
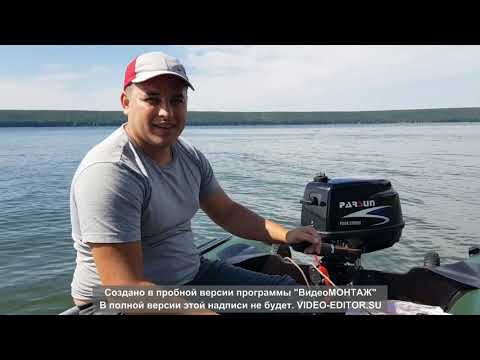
[123,57,138,90]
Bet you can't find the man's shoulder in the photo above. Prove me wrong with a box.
[81,125,129,166]
[175,136,204,164]
[73,125,146,183]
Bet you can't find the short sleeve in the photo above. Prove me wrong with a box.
[73,162,147,244]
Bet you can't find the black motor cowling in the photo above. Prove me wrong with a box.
[294,173,404,257]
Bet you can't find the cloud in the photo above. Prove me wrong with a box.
[42,63,70,72]
[183,45,480,111]
[1,46,480,111]
[0,64,121,111]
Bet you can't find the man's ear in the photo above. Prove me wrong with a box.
[120,91,130,115]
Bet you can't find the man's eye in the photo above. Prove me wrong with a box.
[145,98,160,105]
[171,98,184,105]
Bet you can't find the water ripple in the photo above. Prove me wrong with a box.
[1,123,479,314]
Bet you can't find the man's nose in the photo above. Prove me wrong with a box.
[157,102,171,118]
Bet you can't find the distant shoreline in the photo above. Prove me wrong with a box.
[1,108,480,127]
[1,120,480,128]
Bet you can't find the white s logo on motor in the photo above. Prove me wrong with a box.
[341,206,391,226]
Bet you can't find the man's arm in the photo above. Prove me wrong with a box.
[90,241,154,286]
[90,241,216,315]
[200,188,321,250]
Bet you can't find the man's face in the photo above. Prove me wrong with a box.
[121,75,188,152]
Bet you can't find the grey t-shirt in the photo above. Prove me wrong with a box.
[70,124,221,301]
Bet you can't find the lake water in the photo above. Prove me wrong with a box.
[0,123,479,314]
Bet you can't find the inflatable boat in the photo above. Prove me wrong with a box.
[60,173,480,315]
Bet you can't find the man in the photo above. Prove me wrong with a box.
[70,51,321,314]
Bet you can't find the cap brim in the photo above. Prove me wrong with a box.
[131,71,195,90]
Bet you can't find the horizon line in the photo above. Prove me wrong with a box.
[0,106,479,113]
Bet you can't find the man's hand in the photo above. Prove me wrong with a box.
[286,225,323,254]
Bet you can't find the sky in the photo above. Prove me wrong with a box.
[0,45,479,112]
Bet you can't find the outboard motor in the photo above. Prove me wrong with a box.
[292,172,404,267]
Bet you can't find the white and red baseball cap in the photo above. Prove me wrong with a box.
[123,52,194,91]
